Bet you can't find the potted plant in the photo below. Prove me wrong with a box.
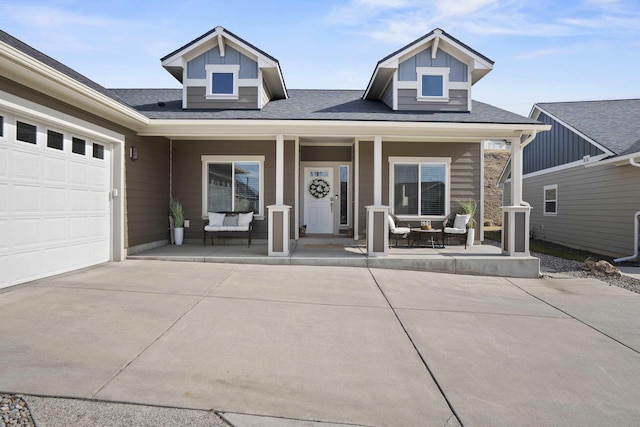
[170,198,185,245]
[457,199,477,246]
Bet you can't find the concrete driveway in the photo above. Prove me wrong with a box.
[1,261,640,426]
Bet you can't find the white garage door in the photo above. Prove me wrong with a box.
[0,111,112,289]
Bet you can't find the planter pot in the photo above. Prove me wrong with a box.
[174,227,184,245]
[467,228,475,247]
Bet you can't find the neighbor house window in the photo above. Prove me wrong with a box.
[47,130,64,150]
[16,121,37,144]
[390,157,450,217]
[72,137,85,155]
[202,156,264,217]
[417,67,449,101]
[205,64,239,99]
[544,184,558,216]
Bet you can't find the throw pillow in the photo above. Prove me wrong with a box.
[453,214,470,230]
[223,214,239,226]
[208,212,226,226]
[238,212,253,227]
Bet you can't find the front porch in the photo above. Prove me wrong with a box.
[128,238,540,278]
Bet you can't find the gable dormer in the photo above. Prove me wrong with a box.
[161,26,287,110]
[364,28,493,113]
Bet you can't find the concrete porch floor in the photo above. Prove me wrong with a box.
[128,238,540,278]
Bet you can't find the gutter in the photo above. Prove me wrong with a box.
[584,151,640,168]
[614,211,640,263]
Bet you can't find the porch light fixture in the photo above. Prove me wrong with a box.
[129,146,138,160]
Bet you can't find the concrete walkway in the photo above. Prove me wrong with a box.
[1,261,640,426]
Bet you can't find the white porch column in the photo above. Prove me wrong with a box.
[366,205,389,257]
[269,135,291,256]
[502,136,531,256]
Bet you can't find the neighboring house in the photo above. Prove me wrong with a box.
[0,26,547,288]
[500,99,640,259]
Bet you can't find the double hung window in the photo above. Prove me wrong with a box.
[544,184,558,215]
[202,156,263,217]
[390,158,450,217]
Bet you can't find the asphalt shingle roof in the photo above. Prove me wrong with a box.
[110,88,540,124]
[537,99,640,156]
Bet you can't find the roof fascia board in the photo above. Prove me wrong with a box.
[584,151,640,168]
[535,104,615,156]
[0,41,148,130]
[142,119,550,139]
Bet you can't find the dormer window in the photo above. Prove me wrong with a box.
[417,67,449,102]
[206,64,239,99]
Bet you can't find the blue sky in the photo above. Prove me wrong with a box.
[1,0,639,115]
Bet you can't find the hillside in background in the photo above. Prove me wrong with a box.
[484,150,510,227]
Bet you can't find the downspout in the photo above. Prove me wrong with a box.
[614,211,640,263]
[630,157,640,168]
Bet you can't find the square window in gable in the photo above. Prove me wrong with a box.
[417,67,449,102]
[205,64,239,99]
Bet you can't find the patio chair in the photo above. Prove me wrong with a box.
[388,214,411,247]
[443,212,469,249]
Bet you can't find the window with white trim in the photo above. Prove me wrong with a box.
[202,156,264,217]
[205,64,239,99]
[544,184,558,216]
[390,158,450,217]
[16,121,37,144]
[417,67,449,101]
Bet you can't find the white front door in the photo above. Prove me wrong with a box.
[304,167,334,234]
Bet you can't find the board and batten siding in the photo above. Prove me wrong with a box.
[398,47,468,82]
[186,86,258,109]
[187,45,258,79]
[523,163,640,257]
[397,89,468,112]
[524,112,605,174]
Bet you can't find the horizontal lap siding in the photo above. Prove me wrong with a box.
[397,89,468,112]
[383,141,480,227]
[172,140,278,240]
[186,86,258,109]
[524,164,640,257]
[358,142,374,236]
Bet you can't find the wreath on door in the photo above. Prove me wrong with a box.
[309,178,330,199]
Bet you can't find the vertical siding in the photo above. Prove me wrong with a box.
[524,163,640,257]
[171,140,277,240]
[397,89,468,112]
[398,47,468,82]
[381,81,394,110]
[523,112,605,174]
[187,46,258,79]
[186,86,258,109]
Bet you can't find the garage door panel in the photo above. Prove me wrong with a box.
[70,161,88,185]
[12,250,44,284]
[12,184,40,214]
[89,164,108,188]
[44,218,68,243]
[12,218,40,248]
[70,188,88,212]
[43,246,73,273]
[14,150,41,181]
[43,187,67,212]
[0,220,7,250]
[0,146,8,178]
[44,156,67,183]
[71,216,90,241]
[0,183,7,213]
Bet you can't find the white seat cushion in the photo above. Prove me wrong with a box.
[204,225,250,232]
[444,227,466,234]
[390,227,411,235]
[387,215,396,229]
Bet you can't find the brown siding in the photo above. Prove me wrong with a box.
[383,141,481,228]
[397,89,468,112]
[0,77,171,249]
[186,86,258,109]
[300,146,352,162]
[171,140,278,240]
[284,140,296,237]
[358,141,374,236]
[523,163,640,257]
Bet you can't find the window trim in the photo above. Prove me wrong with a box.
[46,129,64,151]
[543,184,558,216]
[16,120,37,145]
[416,67,449,102]
[388,156,451,220]
[201,155,265,219]
[205,64,240,100]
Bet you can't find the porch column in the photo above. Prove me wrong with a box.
[366,205,389,257]
[501,136,531,256]
[269,135,291,256]
[366,136,389,256]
